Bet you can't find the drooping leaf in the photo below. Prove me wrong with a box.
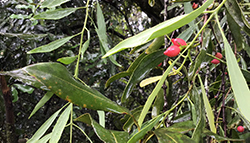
[154,128,196,143]
[50,103,72,143]
[41,0,71,8]
[33,8,79,20]
[57,56,77,65]
[102,0,213,58]
[122,49,166,103]
[0,62,130,114]
[27,35,75,54]
[74,113,129,143]
[29,92,54,119]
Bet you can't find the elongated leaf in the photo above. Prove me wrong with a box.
[154,128,196,143]
[41,0,71,8]
[57,56,77,65]
[145,36,164,54]
[198,75,216,133]
[33,8,79,20]
[128,114,163,143]
[27,109,62,143]
[122,106,143,132]
[37,133,52,143]
[0,62,130,114]
[122,49,166,103]
[97,110,105,128]
[13,84,34,94]
[50,104,71,143]
[223,28,250,122]
[105,72,131,88]
[102,0,213,58]
[96,2,122,67]
[203,129,245,142]
[27,35,75,54]
[151,89,164,119]
[29,92,53,119]
[140,76,162,87]
[75,113,129,143]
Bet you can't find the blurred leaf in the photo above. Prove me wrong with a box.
[75,113,129,142]
[81,30,90,60]
[13,84,34,94]
[145,36,164,54]
[33,8,79,20]
[128,114,163,143]
[27,108,62,143]
[140,76,162,87]
[151,89,164,119]
[102,0,213,58]
[41,0,71,8]
[57,56,77,65]
[223,27,250,122]
[50,103,71,143]
[167,121,195,133]
[1,62,130,114]
[122,49,166,103]
[225,0,250,36]
[97,110,105,128]
[37,133,52,143]
[241,69,250,82]
[198,75,216,133]
[29,92,53,119]
[0,32,47,40]
[27,35,75,54]
[122,106,143,132]
[154,128,196,143]
[11,86,18,102]
[96,2,122,67]
[9,14,32,19]
[105,72,131,88]
[148,0,155,7]
[203,129,245,142]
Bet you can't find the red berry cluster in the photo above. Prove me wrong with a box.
[211,52,223,64]
[163,38,187,57]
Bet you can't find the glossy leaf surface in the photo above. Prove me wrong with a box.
[102,0,213,58]
[1,62,130,114]
[74,113,129,143]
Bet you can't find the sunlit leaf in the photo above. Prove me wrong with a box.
[57,56,77,65]
[102,0,213,58]
[11,86,18,102]
[41,0,71,8]
[27,35,75,54]
[33,8,79,20]
[0,62,130,114]
[13,84,34,94]
[140,76,162,87]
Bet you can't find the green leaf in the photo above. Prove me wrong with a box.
[57,56,77,65]
[148,0,155,7]
[13,84,34,94]
[105,71,131,88]
[102,0,213,58]
[1,62,130,114]
[81,30,90,60]
[41,0,71,8]
[96,2,122,67]
[145,36,164,54]
[50,103,71,143]
[166,121,195,133]
[37,133,52,143]
[122,106,143,132]
[27,35,75,54]
[9,14,32,19]
[74,113,129,142]
[140,76,162,87]
[225,0,250,36]
[198,75,216,133]
[33,8,79,20]
[11,86,18,102]
[128,114,163,143]
[97,110,105,128]
[151,89,164,119]
[154,128,196,143]
[223,28,250,122]
[122,49,166,103]
[203,129,245,142]
[29,92,53,119]
[27,108,62,143]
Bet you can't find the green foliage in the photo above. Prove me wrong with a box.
[1,0,250,142]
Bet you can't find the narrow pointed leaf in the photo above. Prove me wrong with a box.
[0,62,130,114]
[74,113,129,142]
[27,35,75,54]
[41,0,71,8]
[50,104,71,143]
[203,129,245,142]
[151,89,164,118]
[102,0,213,58]
[57,56,77,65]
[33,8,79,20]
[140,76,162,87]
[29,92,54,119]
[37,133,52,143]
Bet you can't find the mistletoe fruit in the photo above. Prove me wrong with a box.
[215,52,223,59]
[211,59,220,64]
[164,45,180,57]
[192,3,198,9]
[237,126,244,132]
[171,38,187,47]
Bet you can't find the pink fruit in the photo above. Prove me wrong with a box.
[237,126,244,132]
[215,52,223,59]
[164,45,181,57]
[171,38,187,46]
[211,59,220,64]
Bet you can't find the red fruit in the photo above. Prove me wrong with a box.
[171,38,187,47]
[211,59,220,64]
[192,3,198,9]
[237,126,244,132]
[215,52,223,59]
[158,63,162,67]
[164,45,181,57]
